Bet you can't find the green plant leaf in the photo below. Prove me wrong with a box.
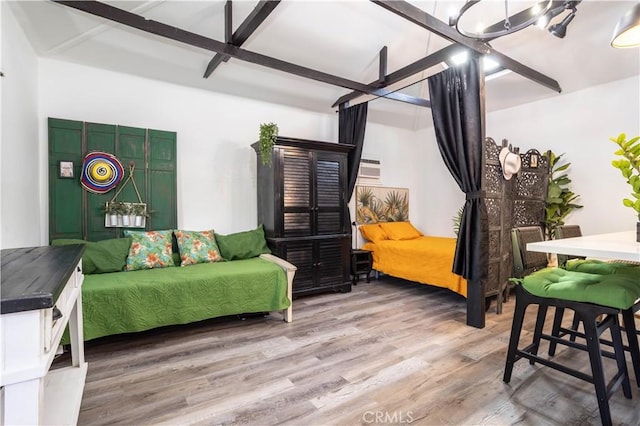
[258,122,278,166]
[544,150,582,238]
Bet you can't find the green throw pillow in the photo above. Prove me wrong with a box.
[123,230,175,271]
[51,237,131,275]
[174,229,222,266]
[215,225,271,261]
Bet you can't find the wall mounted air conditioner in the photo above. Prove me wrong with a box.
[357,159,381,186]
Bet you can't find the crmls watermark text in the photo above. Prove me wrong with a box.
[362,411,414,424]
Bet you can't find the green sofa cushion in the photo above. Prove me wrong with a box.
[77,257,290,342]
[215,225,271,261]
[522,267,640,310]
[52,238,131,275]
[566,259,640,277]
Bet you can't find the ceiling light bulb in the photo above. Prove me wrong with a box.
[537,15,550,28]
[486,69,513,81]
[483,57,500,71]
[451,51,469,65]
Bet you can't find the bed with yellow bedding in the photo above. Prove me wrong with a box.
[360,222,467,297]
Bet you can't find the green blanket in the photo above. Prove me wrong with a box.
[76,258,290,342]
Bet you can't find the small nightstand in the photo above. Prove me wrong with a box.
[350,249,372,285]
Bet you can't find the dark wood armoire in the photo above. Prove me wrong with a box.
[252,137,352,297]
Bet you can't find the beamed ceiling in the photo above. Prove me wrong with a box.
[8,0,640,129]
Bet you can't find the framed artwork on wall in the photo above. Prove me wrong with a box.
[59,161,74,179]
[355,185,409,223]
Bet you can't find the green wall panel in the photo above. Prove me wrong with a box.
[49,119,177,243]
[148,129,177,231]
[118,126,146,160]
[49,118,83,241]
[85,123,117,241]
[116,126,147,212]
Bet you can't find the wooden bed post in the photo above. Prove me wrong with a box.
[466,55,488,329]
[467,280,486,328]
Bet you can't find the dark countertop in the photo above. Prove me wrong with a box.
[1,245,85,314]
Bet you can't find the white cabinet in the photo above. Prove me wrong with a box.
[1,245,87,425]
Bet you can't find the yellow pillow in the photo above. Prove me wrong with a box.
[359,224,388,242]
[379,221,422,240]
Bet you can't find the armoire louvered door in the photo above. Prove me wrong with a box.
[253,137,352,297]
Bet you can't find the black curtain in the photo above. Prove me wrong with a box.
[338,102,368,197]
[428,57,488,282]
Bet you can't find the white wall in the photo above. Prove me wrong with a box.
[1,2,40,249]
[487,75,640,235]
[38,59,338,239]
[38,60,436,244]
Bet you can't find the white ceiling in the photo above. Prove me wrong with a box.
[9,0,640,129]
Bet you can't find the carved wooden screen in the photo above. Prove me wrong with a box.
[482,138,516,314]
[513,149,550,227]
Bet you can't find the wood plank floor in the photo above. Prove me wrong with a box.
[60,277,640,425]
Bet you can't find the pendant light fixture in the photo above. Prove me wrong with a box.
[611,3,640,48]
[451,0,553,40]
[451,0,583,41]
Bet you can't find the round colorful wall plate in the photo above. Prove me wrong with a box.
[80,151,125,194]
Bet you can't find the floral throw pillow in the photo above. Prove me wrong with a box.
[174,230,222,266]
[124,230,175,271]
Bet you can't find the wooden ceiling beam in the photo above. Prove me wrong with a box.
[332,44,455,107]
[333,2,546,108]
[225,1,232,44]
[332,1,569,107]
[372,1,561,93]
[378,46,387,84]
[204,0,281,78]
[54,1,431,108]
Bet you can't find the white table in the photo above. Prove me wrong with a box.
[527,230,640,262]
[1,245,87,426]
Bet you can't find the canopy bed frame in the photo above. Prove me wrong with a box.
[355,140,550,321]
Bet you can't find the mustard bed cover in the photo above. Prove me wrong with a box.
[363,236,467,297]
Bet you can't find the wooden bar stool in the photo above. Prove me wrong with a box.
[554,259,640,387]
[505,226,638,426]
[549,224,640,387]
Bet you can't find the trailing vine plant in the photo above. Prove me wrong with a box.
[609,133,640,220]
[544,152,583,240]
[259,122,279,166]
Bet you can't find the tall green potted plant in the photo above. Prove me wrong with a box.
[544,152,583,240]
[609,133,640,241]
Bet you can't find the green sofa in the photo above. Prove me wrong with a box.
[53,233,295,342]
